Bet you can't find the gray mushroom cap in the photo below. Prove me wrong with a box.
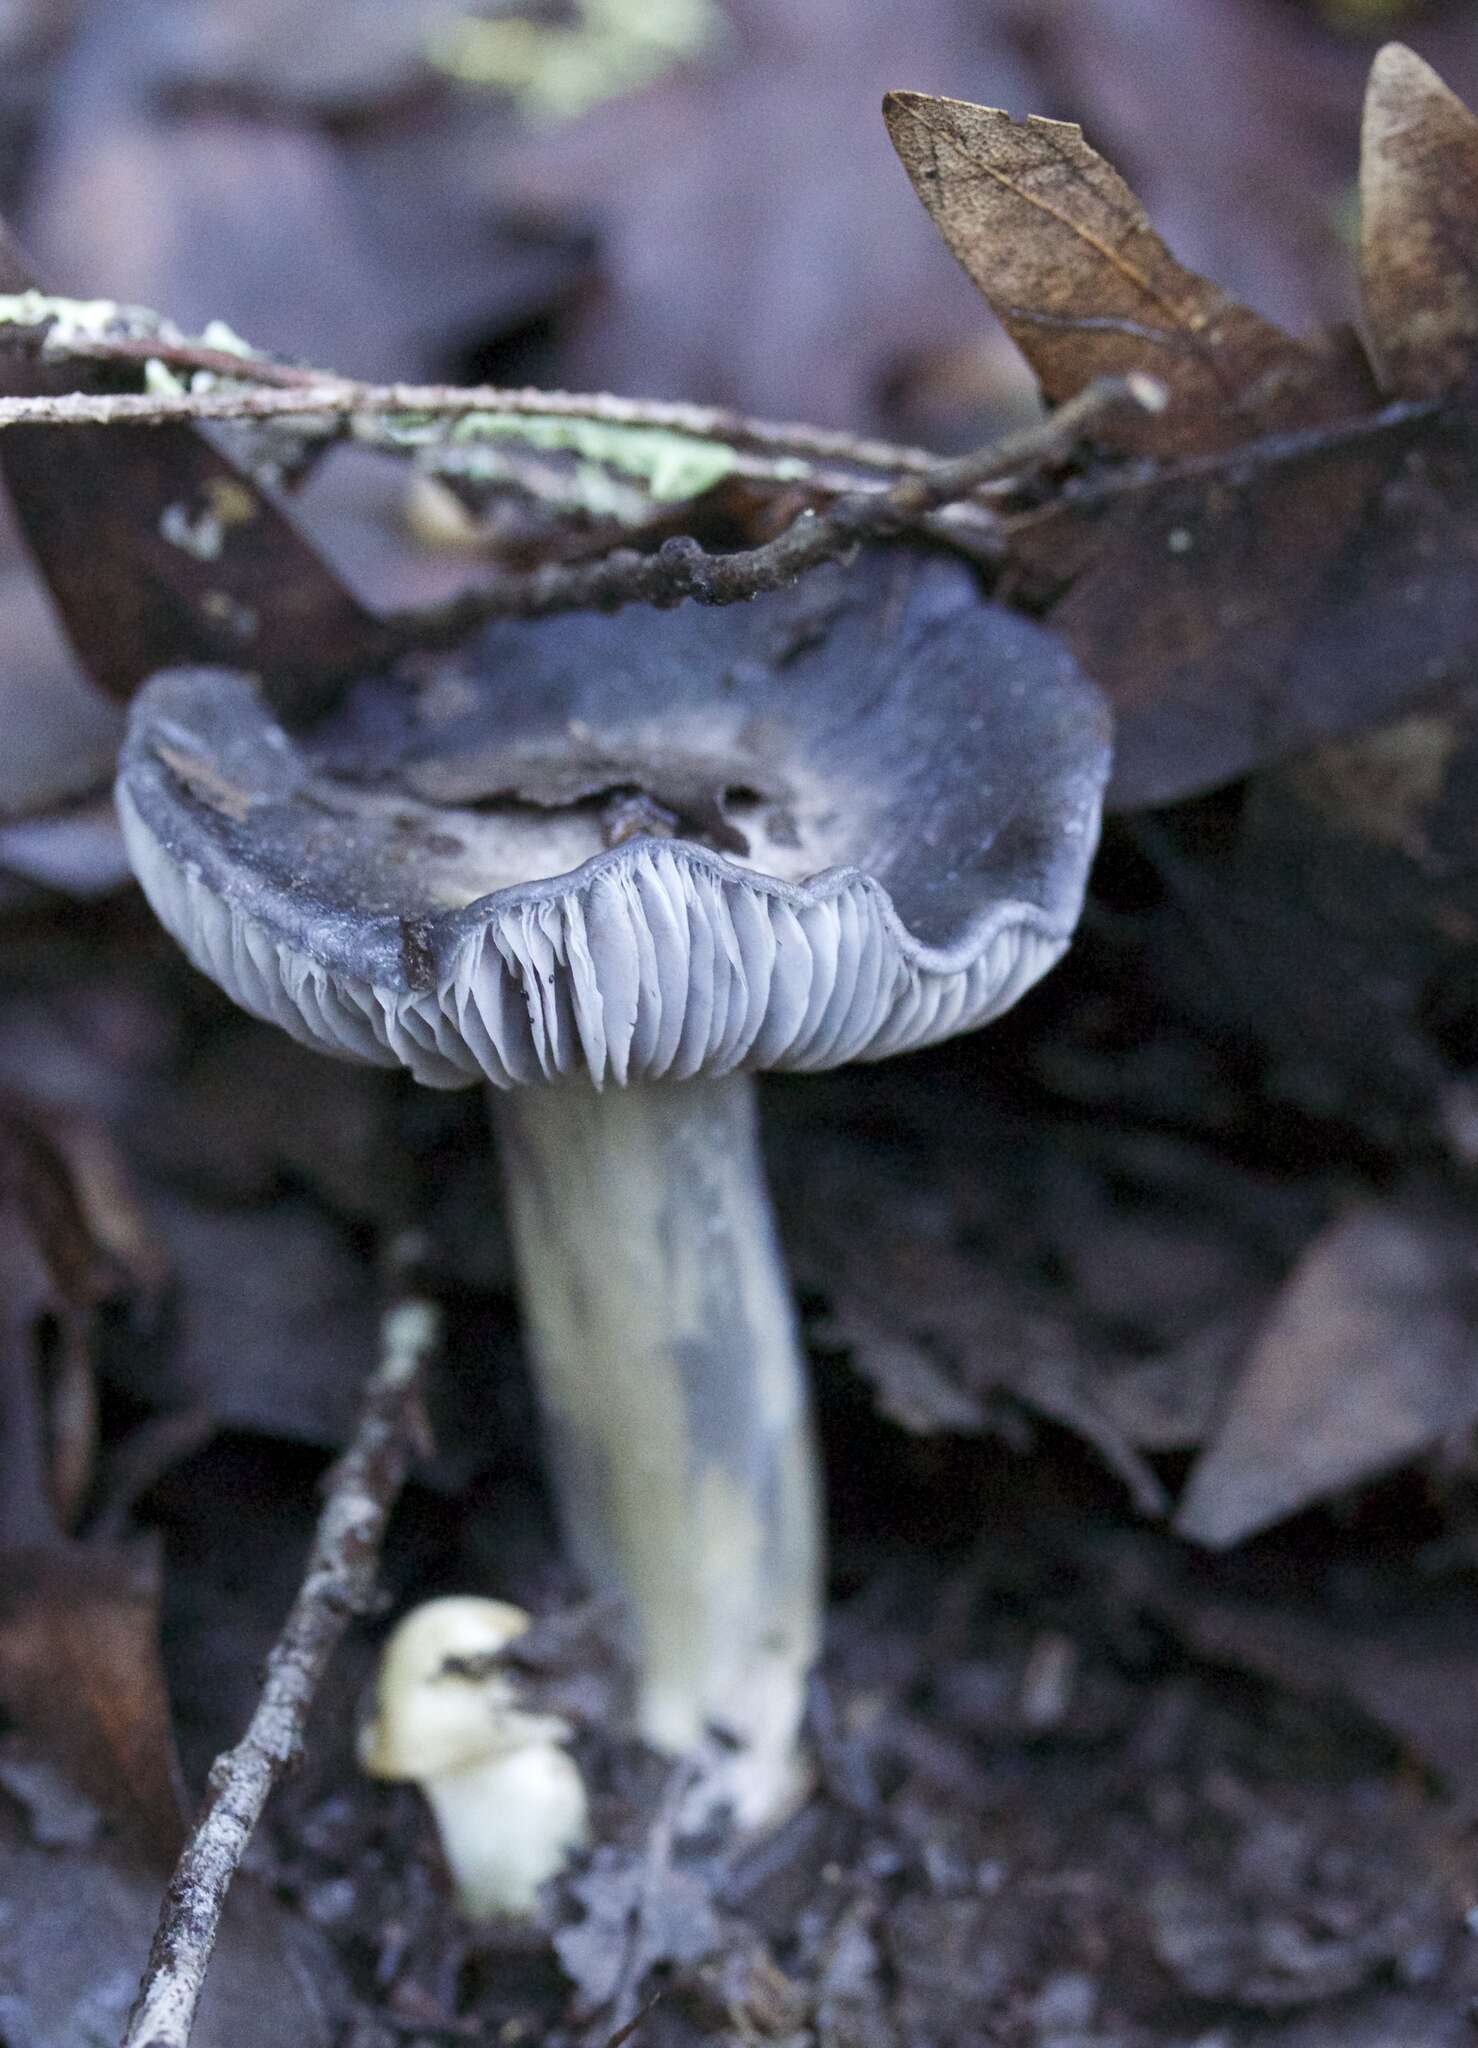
[116,550,1111,1090]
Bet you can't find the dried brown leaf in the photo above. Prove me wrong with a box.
[0,1095,166,1535]
[884,55,1478,810]
[883,90,1357,455]
[1035,397,1474,807]
[0,1099,105,1539]
[0,1542,187,1867]
[0,219,397,709]
[1176,1203,1478,1548]
[0,1101,187,1869]
[1361,42,1478,399]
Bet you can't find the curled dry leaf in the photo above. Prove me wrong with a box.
[1360,42,1478,399]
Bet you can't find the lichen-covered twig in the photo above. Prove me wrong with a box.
[120,1257,441,2048]
[386,374,1167,641]
[0,290,1164,632]
[0,339,941,481]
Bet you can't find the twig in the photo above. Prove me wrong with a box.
[999,391,1444,533]
[0,309,1164,633]
[385,374,1167,640]
[120,1259,441,2048]
[0,356,943,479]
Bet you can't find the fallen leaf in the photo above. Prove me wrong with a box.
[1052,397,1478,808]
[883,89,1366,456]
[885,50,1478,811]
[0,219,397,708]
[0,1541,187,1867]
[0,1094,111,1538]
[1155,1589,1478,1806]
[554,1842,722,2020]
[1360,41,1478,399]
[1014,56,1476,808]
[1177,1202,1478,1547]
[1018,0,1397,339]
[0,1098,187,1866]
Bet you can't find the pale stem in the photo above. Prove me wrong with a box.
[491,1072,821,1828]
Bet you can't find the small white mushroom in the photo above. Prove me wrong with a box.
[359,1596,588,1919]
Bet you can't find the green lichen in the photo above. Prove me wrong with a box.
[425,446,658,525]
[366,409,801,513]
[451,414,761,501]
[427,0,721,121]
[0,292,156,351]
[0,294,261,376]
[0,288,796,522]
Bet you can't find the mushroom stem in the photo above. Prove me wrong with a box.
[491,1071,821,1828]
[420,1749,589,1920]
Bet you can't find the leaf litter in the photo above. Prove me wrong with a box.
[3,8,1478,2046]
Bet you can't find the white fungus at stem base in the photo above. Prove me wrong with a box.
[359,1595,589,1918]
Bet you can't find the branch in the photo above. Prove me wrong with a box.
[0,298,1165,633]
[386,374,1167,640]
[0,354,941,481]
[1000,391,1445,532]
[120,1256,441,2048]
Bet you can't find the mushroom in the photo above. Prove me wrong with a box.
[116,550,1111,1826]
[359,1596,588,1917]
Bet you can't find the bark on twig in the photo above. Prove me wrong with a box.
[120,1262,441,2048]
[0,356,941,479]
